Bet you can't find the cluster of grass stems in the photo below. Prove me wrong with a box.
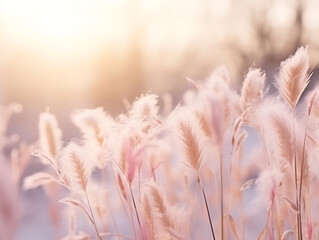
[2,46,319,240]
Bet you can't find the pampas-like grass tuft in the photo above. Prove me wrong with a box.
[39,112,62,161]
[179,121,202,172]
[241,68,265,110]
[18,46,319,240]
[59,142,94,193]
[270,113,294,164]
[276,46,310,108]
[144,182,188,240]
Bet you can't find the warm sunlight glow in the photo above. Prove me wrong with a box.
[0,0,128,104]
[1,0,319,108]
[2,1,319,239]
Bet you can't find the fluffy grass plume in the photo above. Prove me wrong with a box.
[179,121,202,172]
[59,142,94,193]
[39,112,62,160]
[19,46,319,240]
[276,46,310,108]
[241,68,265,110]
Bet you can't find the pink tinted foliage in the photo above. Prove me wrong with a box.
[5,46,319,240]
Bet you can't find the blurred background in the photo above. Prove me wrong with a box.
[1,0,319,239]
[1,0,319,140]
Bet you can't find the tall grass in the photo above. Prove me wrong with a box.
[10,46,319,240]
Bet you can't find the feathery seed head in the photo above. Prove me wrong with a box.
[197,66,233,147]
[179,121,202,172]
[123,138,136,185]
[241,68,265,110]
[204,93,230,147]
[39,112,62,160]
[71,108,112,146]
[276,46,310,108]
[59,142,94,193]
[307,87,319,118]
[129,94,159,119]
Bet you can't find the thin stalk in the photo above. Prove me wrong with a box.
[129,186,143,240]
[85,191,103,240]
[274,194,284,238]
[292,109,298,193]
[219,151,224,240]
[228,141,239,218]
[111,162,138,239]
[292,108,302,240]
[227,149,235,216]
[80,204,95,224]
[298,115,310,239]
[129,200,138,240]
[264,205,274,240]
[229,146,245,240]
[199,179,216,240]
[112,161,137,239]
[138,167,141,200]
[152,168,157,182]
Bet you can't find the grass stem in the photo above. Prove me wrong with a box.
[292,108,302,240]
[129,186,143,240]
[199,177,216,240]
[219,151,224,240]
[298,116,310,240]
[85,191,103,240]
